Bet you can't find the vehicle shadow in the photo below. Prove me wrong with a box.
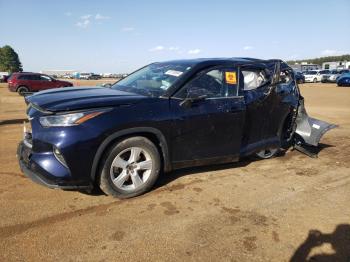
[155,141,335,189]
[290,224,350,262]
[155,150,287,189]
[81,143,334,197]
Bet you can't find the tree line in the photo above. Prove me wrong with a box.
[0,45,23,72]
[287,54,350,65]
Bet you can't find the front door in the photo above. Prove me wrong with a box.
[170,67,245,165]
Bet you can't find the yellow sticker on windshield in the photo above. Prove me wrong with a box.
[225,71,237,84]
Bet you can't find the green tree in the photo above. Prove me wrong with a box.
[0,45,23,72]
[287,54,350,66]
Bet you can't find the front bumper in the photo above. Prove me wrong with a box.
[17,141,92,190]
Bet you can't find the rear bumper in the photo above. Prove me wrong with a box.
[8,85,16,92]
[17,141,92,190]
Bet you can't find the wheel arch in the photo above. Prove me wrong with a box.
[277,106,297,146]
[16,85,29,92]
[90,127,171,182]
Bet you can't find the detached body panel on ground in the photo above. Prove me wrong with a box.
[17,58,336,198]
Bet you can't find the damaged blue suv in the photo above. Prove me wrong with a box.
[17,58,336,198]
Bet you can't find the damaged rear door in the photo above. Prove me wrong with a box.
[239,63,291,155]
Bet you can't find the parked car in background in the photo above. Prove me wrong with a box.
[338,69,350,75]
[62,74,74,79]
[321,69,338,83]
[304,70,321,83]
[17,58,336,198]
[88,74,102,80]
[0,72,9,82]
[337,73,350,86]
[3,74,11,83]
[294,71,305,84]
[78,73,92,79]
[8,72,73,94]
[324,69,350,83]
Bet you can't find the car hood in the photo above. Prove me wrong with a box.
[25,86,146,112]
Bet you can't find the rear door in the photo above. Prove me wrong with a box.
[239,64,296,155]
[170,66,245,165]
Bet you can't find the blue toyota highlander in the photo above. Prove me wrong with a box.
[17,58,336,198]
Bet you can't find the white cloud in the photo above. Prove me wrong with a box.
[76,19,90,28]
[243,46,254,51]
[64,12,72,17]
[321,49,344,56]
[149,46,165,52]
[76,13,111,29]
[95,13,111,20]
[168,46,180,51]
[121,27,135,32]
[80,14,92,20]
[188,49,201,55]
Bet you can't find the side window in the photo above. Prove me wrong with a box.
[30,75,41,81]
[242,69,268,91]
[40,75,51,81]
[176,69,224,98]
[176,68,238,98]
[18,75,28,80]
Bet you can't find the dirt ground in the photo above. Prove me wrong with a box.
[0,82,349,261]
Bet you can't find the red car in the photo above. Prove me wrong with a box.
[8,72,73,94]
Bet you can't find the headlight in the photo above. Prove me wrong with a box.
[39,109,109,127]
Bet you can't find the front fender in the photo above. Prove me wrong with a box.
[90,127,170,182]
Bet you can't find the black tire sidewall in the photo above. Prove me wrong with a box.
[99,136,161,198]
[17,86,29,94]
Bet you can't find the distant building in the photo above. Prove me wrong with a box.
[288,62,320,72]
[322,61,350,70]
[40,70,78,77]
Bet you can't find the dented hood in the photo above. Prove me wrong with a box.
[25,87,146,112]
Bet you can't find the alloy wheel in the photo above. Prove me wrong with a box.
[256,148,278,159]
[110,147,153,191]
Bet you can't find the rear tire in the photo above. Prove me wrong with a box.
[313,78,317,83]
[98,136,161,198]
[255,148,279,159]
[17,86,29,95]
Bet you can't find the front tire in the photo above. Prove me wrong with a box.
[99,137,161,198]
[313,78,317,83]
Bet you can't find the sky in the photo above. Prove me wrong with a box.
[0,0,349,73]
